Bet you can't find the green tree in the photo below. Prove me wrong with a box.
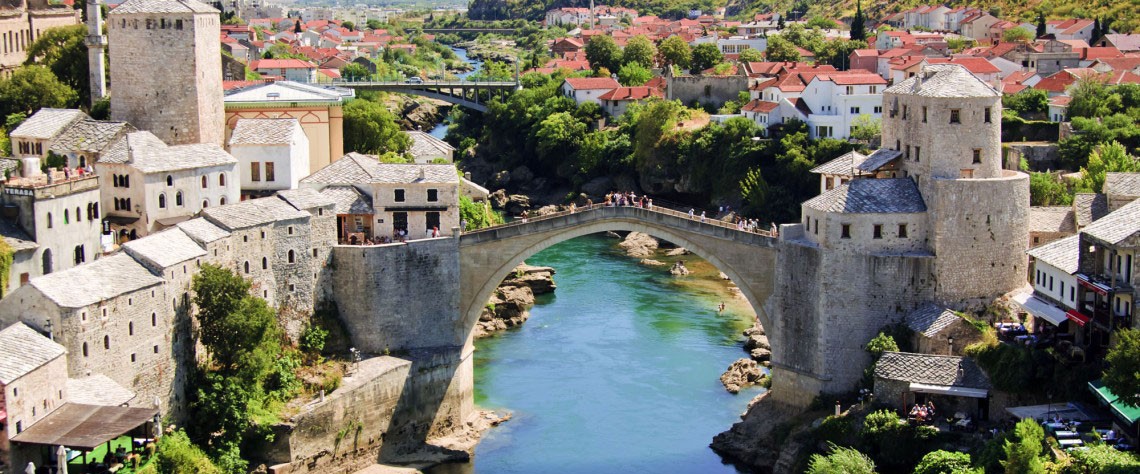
[1066,443,1140,473]
[622,34,657,68]
[862,409,937,469]
[738,48,765,62]
[1036,13,1047,38]
[343,98,412,155]
[617,62,653,86]
[0,65,77,118]
[585,35,622,73]
[850,0,867,42]
[1104,328,1140,407]
[1002,419,1046,474]
[1068,78,1123,119]
[865,332,898,358]
[1077,141,1140,193]
[807,443,877,474]
[24,25,90,106]
[191,265,281,375]
[341,62,370,80]
[1003,27,1034,44]
[850,114,881,142]
[807,15,838,30]
[459,195,504,230]
[1029,172,1074,206]
[914,450,979,474]
[341,20,355,31]
[765,35,801,63]
[366,19,384,30]
[154,430,222,474]
[658,36,692,69]
[739,166,770,212]
[691,43,723,73]
[1004,89,1049,117]
[535,111,586,169]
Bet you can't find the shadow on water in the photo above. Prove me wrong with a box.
[429,233,761,474]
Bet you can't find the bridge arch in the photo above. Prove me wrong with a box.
[458,207,779,350]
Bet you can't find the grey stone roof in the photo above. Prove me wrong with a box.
[406,131,455,161]
[1028,206,1076,234]
[29,253,164,309]
[0,219,38,252]
[1105,172,1140,197]
[203,196,310,230]
[228,118,301,146]
[856,149,902,173]
[0,322,66,384]
[319,185,373,214]
[1081,197,1140,245]
[0,158,19,175]
[224,81,353,104]
[803,178,927,214]
[301,153,459,185]
[50,119,135,155]
[123,228,207,269]
[276,188,335,210]
[1028,234,1080,274]
[811,150,869,175]
[874,351,991,390]
[176,218,231,244]
[1073,193,1108,228]
[905,304,961,338]
[884,64,1000,98]
[101,132,236,173]
[67,374,135,406]
[111,0,218,14]
[10,108,86,140]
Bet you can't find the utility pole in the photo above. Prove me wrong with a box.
[85,0,107,104]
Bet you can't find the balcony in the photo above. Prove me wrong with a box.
[3,174,99,200]
[1078,272,1133,295]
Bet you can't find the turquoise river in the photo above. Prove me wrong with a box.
[430,234,763,473]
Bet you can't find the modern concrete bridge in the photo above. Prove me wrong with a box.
[331,79,520,112]
[458,204,780,350]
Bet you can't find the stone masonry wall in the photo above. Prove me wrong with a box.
[331,238,462,353]
[271,218,316,340]
[668,74,748,107]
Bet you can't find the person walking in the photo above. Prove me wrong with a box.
[700,211,706,223]
[688,209,695,219]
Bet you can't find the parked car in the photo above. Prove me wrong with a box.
[406,77,424,84]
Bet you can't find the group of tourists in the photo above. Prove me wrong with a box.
[909,401,938,423]
[44,164,95,184]
[605,191,653,209]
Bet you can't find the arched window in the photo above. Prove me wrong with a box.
[129,321,134,335]
[201,176,208,188]
[82,342,88,357]
[166,175,173,186]
[63,209,69,224]
[87,203,93,220]
[73,245,85,265]
[288,250,295,263]
[47,212,52,228]
[202,199,209,208]
[158,194,166,208]
[220,196,227,205]
[244,261,249,273]
[103,335,110,350]
[93,203,99,218]
[219,173,226,186]
[176,191,183,207]
[75,207,81,222]
[113,175,119,187]
[42,249,52,274]
[262,257,267,270]
[151,312,157,326]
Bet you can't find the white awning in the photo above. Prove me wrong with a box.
[910,382,989,398]
[1012,292,1068,327]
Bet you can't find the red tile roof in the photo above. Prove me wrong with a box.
[598,86,664,101]
[742,99,779,113]
[821,72,889,85]
[249,59,316,70]
[564,77,621,90]
[1080,47,1124,61]
[1092,57,1140,71]
[940,57,1001,74]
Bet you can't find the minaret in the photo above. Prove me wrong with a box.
[588,0,595,28]
[85,0,107,104]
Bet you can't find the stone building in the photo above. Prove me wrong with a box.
[769,64,1029,396]
[0,0,79,76]
[1105,172,1140,212]
[873,351,992,420]
[224,81,353,174]
[108,0,224,146]
[227,118,310,198]
[904,304,983,356]
[0,322,67,469]
[1074,198,1140,345]
[406,131,455,164]
[301,153,460,241]
[95,131,239,240]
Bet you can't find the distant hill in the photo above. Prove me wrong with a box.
[469,0,1138,33]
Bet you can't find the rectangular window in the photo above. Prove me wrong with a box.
[805,216,810,231]
[984,107,992,123]
[850,106,860,114]
[950,109,961,124]
[922,106,928,123]
[841,224,851,239]
[394,189,405,202]
[426,211,441,231]
[898,224,908,238]
[393,211,408,231]
[906,146,911,160]
[972,149,982,164]
[873,224,882,239]
[870,86,877,93]
[915,146,921,162]
[846,86,854,94]
[814,219,819,235]
[902,105,909,120]
[1049,276,1054,291]
[427,189,438,202]
[250,162,261,181]
[873,106,882,114]
[265,162,275,182]
[1070,287,1075,302]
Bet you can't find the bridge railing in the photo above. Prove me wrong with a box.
[330,78,518,86]
[462,199,777,239]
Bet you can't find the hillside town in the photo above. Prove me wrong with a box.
[2,0,1140,472]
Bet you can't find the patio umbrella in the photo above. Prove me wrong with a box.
[57,445,69,474]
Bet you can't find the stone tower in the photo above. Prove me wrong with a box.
[881,64,1029,305]
[108,0,224,146]
[85,0,107,104]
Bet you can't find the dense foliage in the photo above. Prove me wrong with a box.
[1103,328,1140,407]
[806,443,877,474]
[343,94,413,156]
[914,450,980,474]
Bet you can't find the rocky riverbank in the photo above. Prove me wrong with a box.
[710,393,815,473]
[381,94,451,131]
[475,263,557,338]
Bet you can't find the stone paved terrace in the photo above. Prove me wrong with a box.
[2,173,99,199]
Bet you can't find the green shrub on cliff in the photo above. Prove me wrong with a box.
[915,450,980,474]
[807,443,877,474]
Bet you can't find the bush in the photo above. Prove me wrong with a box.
[814,414,857,446]
[1066,444,1140,473]
[1002,419,1046,474]
[862,409,936,469]
[915,450,980,474]
[154,430,221,474]
[300,323,328,355]
[807,443,877,474]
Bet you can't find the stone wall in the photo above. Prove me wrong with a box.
[1003,143,1060,172]
[930,172,1030,306]
[667,74,748,107]
[331,238,463,353]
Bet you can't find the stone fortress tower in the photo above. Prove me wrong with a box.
[108,0,224,146]
[767,64,1029,400]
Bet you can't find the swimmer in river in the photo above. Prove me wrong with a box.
[717,302,726,312]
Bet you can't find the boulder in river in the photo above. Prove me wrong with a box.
[640,259,666,266]
[506,195,531,215]
[475,263,557,338]
[489,189,509,209]
[618,232,659,258]
[720,358,764,394]
[664,247,690,257]
[502,263,557,295]
[670,261,690,276]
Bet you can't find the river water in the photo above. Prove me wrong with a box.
[429,47,481,139]
[429,234,762,474]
